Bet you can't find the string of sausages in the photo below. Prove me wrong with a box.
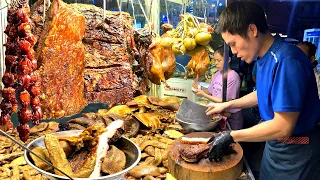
[0,3,42,141]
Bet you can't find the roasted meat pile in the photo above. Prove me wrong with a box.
[1,2,42,141]
[69,4,137,105]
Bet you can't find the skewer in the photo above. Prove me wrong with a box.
[103,0,106,20]
[0,129,74,180]
[126,0,129,12]
[165,0,170,24]
[130,0,136,25]
[137,0,150,28]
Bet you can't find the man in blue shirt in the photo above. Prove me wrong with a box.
[205,1,320,179]
[252,62,257,85]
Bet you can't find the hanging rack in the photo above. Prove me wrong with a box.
[148,0,153,22]
[201,0,207,23]
[103,0,106,19]
[180,0,185,16]
[137,0,151,31]
[126,0,129,12]
[165,0,170,24]
[116,0,122,18]
[130,0,137,25]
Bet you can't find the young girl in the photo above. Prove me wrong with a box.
[193,46,243,130]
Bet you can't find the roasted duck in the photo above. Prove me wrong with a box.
[185,47,210,81]
[147,24,176,87]
[1,2,42,141]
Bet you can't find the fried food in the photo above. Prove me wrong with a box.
[59,141,73,157]
[0,152,23,165]
[98,105,137,119]
[44,134,74,177]
[10,156,26,167]
[129,165,161,178]
[101,145,126,174]
[127,95,157,112]
[164,130,183,139]
[147,96,179,111]
[139,140,168,151]
[11,165,20,180]
[29,122,48,134]
[134,113,165,129]
[30,147,51,171]
[74,150,96,178]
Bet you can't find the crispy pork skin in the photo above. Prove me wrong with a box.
[89,120,124,178]
[35,0,87,119]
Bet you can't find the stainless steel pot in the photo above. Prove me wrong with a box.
[176,99,221,132]
[24,130,141,180]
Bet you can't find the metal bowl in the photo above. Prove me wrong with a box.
[24,130,141,180]
[176,99,221,132]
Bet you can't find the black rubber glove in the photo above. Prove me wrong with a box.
[205,131,235,162]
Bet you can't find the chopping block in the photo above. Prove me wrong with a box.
[168,132,243,180]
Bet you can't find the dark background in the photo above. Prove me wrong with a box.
[229,0,320,40]
[28,0,320,40]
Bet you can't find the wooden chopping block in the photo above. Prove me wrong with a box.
[168,132,243,180]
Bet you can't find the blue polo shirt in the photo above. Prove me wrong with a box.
[256,37,320,135]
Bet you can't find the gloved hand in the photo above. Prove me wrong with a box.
[205,131,235,162]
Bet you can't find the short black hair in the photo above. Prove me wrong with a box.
[214,45,233,57]
[216,0,269,37]
[297,41,317,58]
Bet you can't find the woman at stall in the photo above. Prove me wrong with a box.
[192,46,243,130]
[204,1,320,180]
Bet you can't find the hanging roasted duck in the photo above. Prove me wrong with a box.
[1,1,42,141]
[147,24,176,87]
[157,14,214,80]
[184,47,211,81]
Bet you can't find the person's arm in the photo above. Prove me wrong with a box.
[206,111,299,162]
[199,90,233,103]
[231,112,299,142]
[206,91,257,115]
[228,91,258,109]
